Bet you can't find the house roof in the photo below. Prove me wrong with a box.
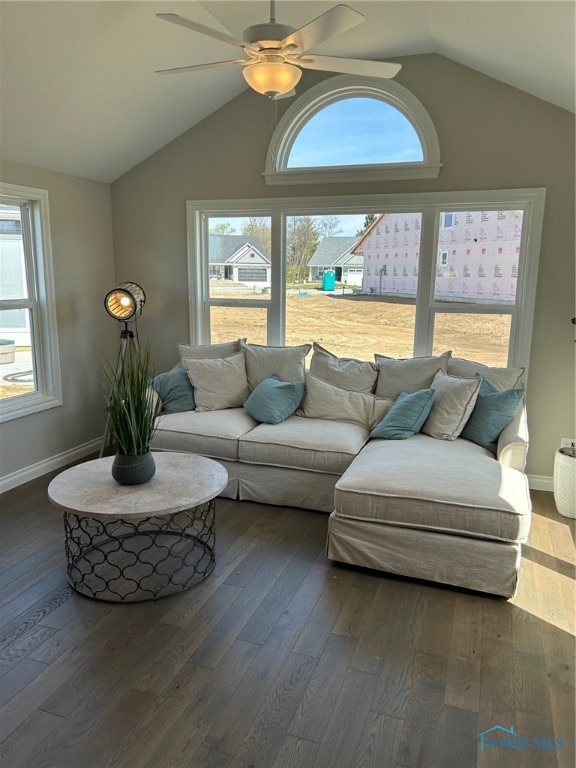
[309,237,360,267]
[0,1,573,183]
[208,235,268,265]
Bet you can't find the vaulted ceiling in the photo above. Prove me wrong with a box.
[1,1,573,183]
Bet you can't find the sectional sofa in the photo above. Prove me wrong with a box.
[150,339,531,598]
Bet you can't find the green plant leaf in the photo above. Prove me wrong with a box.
[102,342,157,455]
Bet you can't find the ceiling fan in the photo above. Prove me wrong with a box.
[155,1,401,99]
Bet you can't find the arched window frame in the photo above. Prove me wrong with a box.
[264,75,442,186]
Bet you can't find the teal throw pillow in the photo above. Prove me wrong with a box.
[460,377,524,453]
[243,375,305,424]
[370,388,435,440]
[151,368,195,413]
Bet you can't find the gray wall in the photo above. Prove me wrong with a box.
[111,53,572,478]
[0,160,116,480]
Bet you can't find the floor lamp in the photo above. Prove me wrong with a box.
[99,282,146,457]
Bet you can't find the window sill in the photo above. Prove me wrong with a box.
[0,391,62,423]
[264,163,442,186]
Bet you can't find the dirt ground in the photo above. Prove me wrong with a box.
[1,292,509,401]
[211,291,510,366]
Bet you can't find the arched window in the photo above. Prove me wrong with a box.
[265,75,441,185]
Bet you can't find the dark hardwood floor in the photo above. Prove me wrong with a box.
[0,469,574,768]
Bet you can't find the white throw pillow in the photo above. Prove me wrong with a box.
[310,342,378,393]
[183,352,249,411]
[374,351,452,401]
[297,373,390,430]
[422,370,481,440]
[240,341,311,391]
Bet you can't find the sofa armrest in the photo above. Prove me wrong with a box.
[497,405,528,472]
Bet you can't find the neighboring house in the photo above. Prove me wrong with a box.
[0,207,30,346]
[208,235,271,284]
[356,211,522,302]
[308,237,363,285]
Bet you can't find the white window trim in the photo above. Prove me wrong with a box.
[264,75,442,186]
[0,183,62,422]
[187,188,545,370]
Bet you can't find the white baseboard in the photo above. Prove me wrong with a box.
[528,474,554,492]
[0,437,102,494]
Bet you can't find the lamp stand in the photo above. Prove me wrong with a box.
[99,324,138,457]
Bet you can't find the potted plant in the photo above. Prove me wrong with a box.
[103,341,157,485]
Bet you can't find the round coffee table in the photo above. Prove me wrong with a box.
[48,452,228,603]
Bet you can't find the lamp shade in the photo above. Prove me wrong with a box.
[104,282,146,322]
[243,62,302,97]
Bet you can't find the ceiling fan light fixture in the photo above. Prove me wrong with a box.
[243,61,302,98]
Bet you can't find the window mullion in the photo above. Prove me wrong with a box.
[268,211,285,345]
[413,207,437,356]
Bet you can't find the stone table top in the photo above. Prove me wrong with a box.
[48,452,228,520]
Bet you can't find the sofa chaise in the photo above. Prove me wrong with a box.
[150,339,531,598]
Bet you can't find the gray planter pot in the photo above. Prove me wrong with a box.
[112,452,156,485]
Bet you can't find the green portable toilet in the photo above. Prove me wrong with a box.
[322,269,336,291]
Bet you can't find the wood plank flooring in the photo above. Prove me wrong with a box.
[0,470,574,768]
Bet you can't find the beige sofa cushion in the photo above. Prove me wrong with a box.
[335,435,531,543]
[374,351,451,401]
[239,415,368,475]
[297,373,390,430]
[447,357,525,390]
[151,408,257,461]
[310,342,377,393]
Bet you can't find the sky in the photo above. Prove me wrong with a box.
[287,97,423,168]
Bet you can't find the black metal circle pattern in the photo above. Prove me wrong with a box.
[63,501,216,602]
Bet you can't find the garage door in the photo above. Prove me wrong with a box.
[238,268,267,281]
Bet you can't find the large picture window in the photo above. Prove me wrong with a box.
[0,183,62,421]
[187,189,545,369]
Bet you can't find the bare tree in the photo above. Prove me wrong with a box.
[286,216,320,282]
[314,215,343,238]
[242,217,271,256]
[209,222,236,235]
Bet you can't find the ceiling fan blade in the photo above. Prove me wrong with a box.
[155,60,248,75]
[281,5,364,52]
[156,13,245,48]
[299,55,401,79]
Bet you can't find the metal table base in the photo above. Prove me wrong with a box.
[63,500,216,602]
